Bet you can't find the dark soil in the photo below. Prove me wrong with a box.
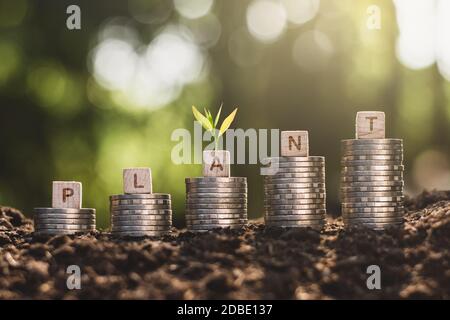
[1,190,449,299]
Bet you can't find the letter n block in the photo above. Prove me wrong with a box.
[281,131,309,157]
[123,168,152,194]
[203,150,230,177]
[52,181,82,209]
[356,111,385,139]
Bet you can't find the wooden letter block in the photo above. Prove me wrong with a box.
[123,168,152,194]
[281,131,309,157]
[203,150,230,177]
[52,181,82,209]
[356,111,385,139]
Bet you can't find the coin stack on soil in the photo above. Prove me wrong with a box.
[185,177,248,232]
[34,181,96,236]
[340,112,404,229]
[110,168,172,237]
[263,131,326,230]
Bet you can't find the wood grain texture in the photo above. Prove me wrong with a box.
[123,168,152,194]
[52,181,82,209]
[203,150,230,177]
[281,131,309,157]
[355,111,385,139]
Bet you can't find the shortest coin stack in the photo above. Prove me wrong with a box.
[110,193,172,237]
[34,208,96,236]
[185,177,248,232]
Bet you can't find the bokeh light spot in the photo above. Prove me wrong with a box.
[281,0,320,25]
[174,0,214,20]
[246,0,287,43]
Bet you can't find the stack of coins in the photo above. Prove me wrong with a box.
[263,156,327,230]
[340,139,404,229]
[34,208,96,236]
[110,193,172,237]
[185,177,248,232]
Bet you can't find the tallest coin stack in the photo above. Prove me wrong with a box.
[340,112,404,229]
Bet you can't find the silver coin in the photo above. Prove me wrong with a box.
[264,214,325,221]
[340,180,404,187]
[264,182,326,190]
[186,208,246,214]
[264,208,326,215]
[187,224,245,230]
[342,150,403,156]
[342,165,404,171]
[110,199,171,206]
[35,223,96,230]
[34,218,96,224]
[110,205,173,211]
[185,213,247,219]
[263,178,325,186]
[265,193,325,199]
[34,230,88,236]
[186,183,247,189]
[185,177,247,183]
[112,215,172,222]
[341,196,404,202]
[263,156,325,163]
[265,178,326,185]
[264,188,326,195]
[267,163,325,170]
[263,204,326,210]
[264,169,325,176]
[34,208,96,214]
[343,217,404,223]
[185,218,247,225]
[341,186,403,192]
[110,209,172,215]
[342,207,404,214]
[112,225,169,231]
[341,171,403,177]
[185,203,247,209]
[187,193,247,198]
[186,187,247,193]
[110,193,170,200]
[341,155,403,161]
[34,213,96,219]
[342,212,403,219]
[264,199,325,205]
[112,220,171,226]
[111,230,170,237]
[342,146,403,153]
[341,202,403,208]
[186,198,247,205]
[340,191,404,198]
[341,139,402,145]
[341,176,403,182]
[341,160,402,166]
[266,220,324,227]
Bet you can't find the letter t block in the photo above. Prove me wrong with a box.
[281,131,309,157]
[356,111,385,139]
[52,181,82,209]
[123,168,152,194]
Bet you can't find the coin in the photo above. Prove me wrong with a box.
[341,202,403,208]
[110,194,170,200]
[34,208,96,214]
[264,169,325,176]
[112,225,169,231]
[185,208,246,214]
[264,188,326,195]
[341,165,404,171]
[341,171,403,177]
[264,182,326,190]
[35,223,96,230]
[186,193,247,198]
[265,193,325,199]
[185,213,246,219]
[185,203,247,209]
[342,145,403,152]
[187,224,245,230]
[265,220,324,227]
[110,199,171,206]
[342,207,404,214]
[341,196,404,202]
[111,207,173,213]
[341,160,402,166]
[341,139,402,145]
[112,220,171,226]
[186,182,247,189]
[186,198,247,205]
[185,177,247,183]
[341,155,403,161]
[341,176,402,182]
[34,218,96,224]
[340,191,404,198]
[185,218,247,225]
[340,185,403,192]
[264,208,326,215]
[263,204,326,210]
[340,180,404,187]
[268,163,325,170]
[264,214,325,221]
[263,156,324,163]
[342,212,403,219]
[186,187,247,193]
[34,213,96,219]
[112,215,172,222]
[34,230,87,236]
[264,199,325,205]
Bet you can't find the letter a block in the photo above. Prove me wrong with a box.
[281,131,309,157]
[52,181,82,209]
[123,168,152,194]
[356,111,385,139]
[203,150,230,177]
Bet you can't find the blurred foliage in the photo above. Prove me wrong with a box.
[0,0,449,228]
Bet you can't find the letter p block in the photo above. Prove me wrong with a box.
[52,181,82,209]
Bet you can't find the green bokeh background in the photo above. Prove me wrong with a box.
[0,0,449,228]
